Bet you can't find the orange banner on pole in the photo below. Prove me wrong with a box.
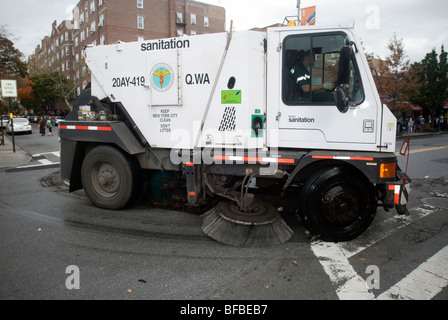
[301,6,316,26]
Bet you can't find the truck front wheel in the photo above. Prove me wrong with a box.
[81,145,140,210]
[298,166,376,241]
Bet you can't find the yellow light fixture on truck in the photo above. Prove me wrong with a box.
[380,162,396,178]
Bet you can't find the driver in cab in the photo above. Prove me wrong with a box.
[289,50,334,103]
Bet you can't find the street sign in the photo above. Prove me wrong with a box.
[1,80,18,98]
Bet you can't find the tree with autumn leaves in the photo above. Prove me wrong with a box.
[374,33,412,113]
[371,33,447,122]
[1,26,27,114]
[1,26,74,116]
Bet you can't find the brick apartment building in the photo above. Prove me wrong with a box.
[28,19,75,82]
[28,0,225,112]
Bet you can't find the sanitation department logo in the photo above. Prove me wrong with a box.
[151,63,174,92]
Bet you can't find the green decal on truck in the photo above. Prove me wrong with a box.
[221,90,241,104]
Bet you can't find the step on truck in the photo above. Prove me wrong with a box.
[60,24,410,246]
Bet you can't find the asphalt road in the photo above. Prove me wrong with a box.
[0,125,447,304]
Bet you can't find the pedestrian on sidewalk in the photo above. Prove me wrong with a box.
[408,117,414,133]
[46,117,54,136]
[39,117,46,136]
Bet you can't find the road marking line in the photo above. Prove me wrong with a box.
[339,206,434,258]
[377,244,448,300]
[17,162,60,169]
[38,159,53,165]
[311,241,375,300]
[396,145,448,155]
[312,206,438,300]
[32,151,60,157]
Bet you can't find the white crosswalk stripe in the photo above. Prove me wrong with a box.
[311,204,447,300]
[16,151,60,169]
[377,245,448,300]
[311,241,375,300]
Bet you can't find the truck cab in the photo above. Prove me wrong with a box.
[266,26,396,152]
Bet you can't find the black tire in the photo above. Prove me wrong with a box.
[298,166,377,242]
[81,145,140,210]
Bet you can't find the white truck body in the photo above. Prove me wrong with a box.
[86,27,397,153]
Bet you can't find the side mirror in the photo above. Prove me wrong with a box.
[336,46,351,86]
[334,85,349,113]
[334,41,353,114]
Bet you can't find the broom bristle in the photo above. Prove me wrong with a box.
[201,201,294,247]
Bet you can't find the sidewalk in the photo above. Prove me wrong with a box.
[396,130,448,140]
[0,131,32,169]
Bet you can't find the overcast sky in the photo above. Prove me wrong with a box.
[1,0,447,63]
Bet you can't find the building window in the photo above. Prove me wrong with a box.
[80,30,85,42]
[177,29,183,36]
[137,0,143,8]
[191,13,196,25]
[99,0,103,7]
[138,36,144,42]
[100,34,106,45]
[91,20,96,33]
[99,14,105,26]
[90,1,95,13]
[204,16,209,27]
[177,12,183,24]
[137,16,144,29]
[191,31,196,36]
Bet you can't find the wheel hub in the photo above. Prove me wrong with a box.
[321,185,360,227]
[95,163,119,195]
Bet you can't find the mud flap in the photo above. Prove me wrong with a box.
[385,179,411,215]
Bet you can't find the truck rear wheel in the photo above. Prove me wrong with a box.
[81,145,140,210]
[298,166,376,241]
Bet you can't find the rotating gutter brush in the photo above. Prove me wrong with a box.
[201,174,293,247]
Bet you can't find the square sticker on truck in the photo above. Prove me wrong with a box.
[221,90,242,104]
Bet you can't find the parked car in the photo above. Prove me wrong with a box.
[54,116,65,126]
[1,115,9,129]
[6,117,32,134]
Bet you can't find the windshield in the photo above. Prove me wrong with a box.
[12,118,28,123]
[282,33,364,105]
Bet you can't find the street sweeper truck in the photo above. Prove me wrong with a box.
[60,24,410,246]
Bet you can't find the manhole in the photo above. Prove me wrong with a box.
[420,197,448,210]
